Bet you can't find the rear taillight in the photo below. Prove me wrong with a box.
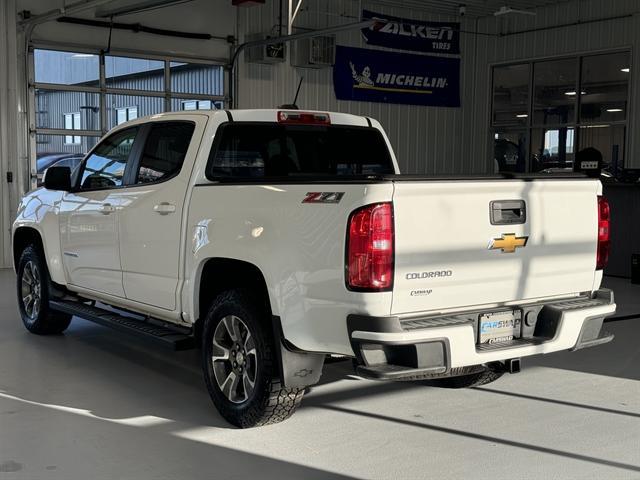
[597,196,610,270]
[346,203,394,291]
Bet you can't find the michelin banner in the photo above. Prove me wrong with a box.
[361,10,460,55]
[333,46,460,108]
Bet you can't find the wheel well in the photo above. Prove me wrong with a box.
[196,258,271,337]
[13,227,44,271]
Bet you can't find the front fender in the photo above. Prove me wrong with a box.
[13,189,66,285]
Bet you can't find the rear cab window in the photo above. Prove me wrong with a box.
[206,123,394,180]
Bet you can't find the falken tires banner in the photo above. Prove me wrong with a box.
[361,9,460,55]
[333,46,461,107]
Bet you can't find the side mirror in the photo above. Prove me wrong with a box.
[43,166,72,191]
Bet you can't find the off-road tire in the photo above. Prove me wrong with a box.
[202,289,304,428]
[427,366,504,388]
[16,245,72,334]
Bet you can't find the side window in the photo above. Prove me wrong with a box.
[79,127,139,189]
[209,124,282,177]
[136,122,195,184]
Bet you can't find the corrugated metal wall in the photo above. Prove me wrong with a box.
[237,0,640,172]
[236,0,487,175]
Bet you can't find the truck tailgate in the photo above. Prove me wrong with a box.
[391,179,600,315]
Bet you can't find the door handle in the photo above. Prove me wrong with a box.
[154,202,176,215]
[100,203,116,215]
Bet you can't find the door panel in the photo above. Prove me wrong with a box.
[119,120,201,310]
[59,190,125,296]
[59,127,140,297]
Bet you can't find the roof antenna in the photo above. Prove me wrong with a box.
[279,76,303,109]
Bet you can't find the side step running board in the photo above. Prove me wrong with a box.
[51,300,195,351]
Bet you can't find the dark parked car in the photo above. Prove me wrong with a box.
[36,153,85,174]
[36,153,85,186]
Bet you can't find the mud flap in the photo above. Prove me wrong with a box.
[272,316,324,388]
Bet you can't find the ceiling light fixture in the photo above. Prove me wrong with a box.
[494,6,536,16]
[72,53,95,58]
[516,114,528,118]
[621,68,630,73]
[606,108,623,113]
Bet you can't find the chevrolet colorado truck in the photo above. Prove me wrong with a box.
[13,109,616,428]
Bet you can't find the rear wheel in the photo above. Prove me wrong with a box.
[16,245,72,335]
[202,289,304,428]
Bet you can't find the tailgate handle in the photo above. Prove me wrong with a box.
[490,200,526,225]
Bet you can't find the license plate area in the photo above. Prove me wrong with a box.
[478,309,522,345]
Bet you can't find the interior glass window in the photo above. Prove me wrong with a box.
[492,64,530,126]
[533,58,577,125]
[530,127,575,172]
[136,122,195,184]
[580,52,630,124]
[79,127,139,189]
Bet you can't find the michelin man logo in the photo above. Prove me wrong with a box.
[350,62,374,86]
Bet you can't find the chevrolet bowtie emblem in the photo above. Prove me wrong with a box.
[489,234,528,253]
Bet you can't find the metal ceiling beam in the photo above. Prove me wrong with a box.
[288,0,304,35]
[95,0,195,18]
[364,0,573,19]
[18,0,116,26]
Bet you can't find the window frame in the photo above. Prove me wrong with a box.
[130,120,197,187]
[490,48,632,173]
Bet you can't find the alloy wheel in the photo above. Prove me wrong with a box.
[21,261,41,320]
[211,315,258,404]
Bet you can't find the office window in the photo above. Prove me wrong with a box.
[116,106,138,125]
[64,112,81,145]
[182,100,213,110]
[492,51,630,173]
[172,98,224,111]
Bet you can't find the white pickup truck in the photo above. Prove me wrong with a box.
[13,109,616,427]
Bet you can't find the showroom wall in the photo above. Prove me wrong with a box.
[235,0,486,175]
[472,0,640,169]
[237,0,640,173]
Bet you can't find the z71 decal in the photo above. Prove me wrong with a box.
[302,192,345,204]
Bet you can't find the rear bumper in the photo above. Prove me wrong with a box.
[348,289,616,380]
